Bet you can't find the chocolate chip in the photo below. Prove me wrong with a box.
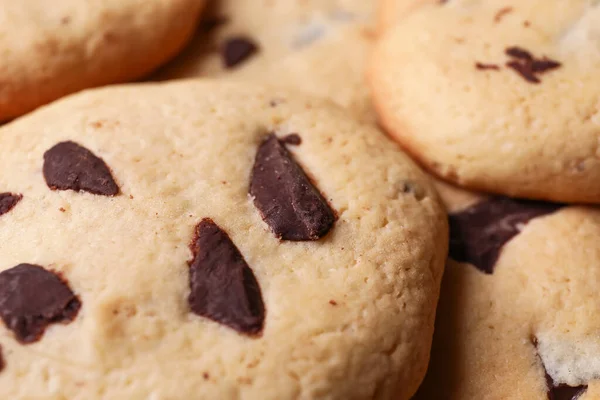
[475,62,500,70]
[0,193,22,217]
[281,134,302,146]
[505,47,562,84]
[222,37,259,68]
[188,219,265,335]
[506,60,540,83]
[43,141,119,196]
[0,264,81,344]
[548,382,587,400]
[0,345,4,373]
[532,58,561,73]
[250,134,335,241]
[449,197,562,273]
[506,46,533,60]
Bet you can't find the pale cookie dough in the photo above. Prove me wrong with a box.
[154,0,376,122]
[413,180,600,399]
[0,0,206,121]
[0,80,447,400]
[370,0,600,203]
[376,0,437,34]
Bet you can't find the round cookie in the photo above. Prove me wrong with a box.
[154,0,376,122]
[413,181,600,399]
[0,80,448,399]
[0,0,205,121]
[369,0,600,203]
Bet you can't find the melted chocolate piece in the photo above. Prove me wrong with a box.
[449,197,562,273]
[0,264,81,344]
[281,133,302,146]
[505,46,561,84]
[0,193,22,217]
[43,141,119,196]
[188,219,265,335]
[0,345,4,373]
[250,134,335,241]
[222,37,259,68]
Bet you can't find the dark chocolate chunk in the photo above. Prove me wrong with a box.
[532,58,562,73]
[449,197,562,273]
[250,134,335,241]
[548,382,587,400]
[281,133,302,146]
[0,264,81,344]
[222,36,259,68]
[475,62,500,70]
[188,219,265,335]
[43,141,119,196]
[0,345,4,373]
[505,47,562,84]
[506,60,540,83]
[506,46,533,60]
[0,193,22,217]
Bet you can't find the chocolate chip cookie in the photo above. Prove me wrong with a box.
[414,180,600,399]
[0,80,447,399]
[370,0,600,203]
[0,0,205,120]
[155,0,376,122]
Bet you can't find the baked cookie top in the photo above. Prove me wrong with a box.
[155,0,376,122]
[415,181,600,399]
[370,0,600,203]
[0,0,205,120]
[0,80,447,400]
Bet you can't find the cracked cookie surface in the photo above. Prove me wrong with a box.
[0,80,447,400]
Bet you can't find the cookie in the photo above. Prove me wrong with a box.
[0,0,206,121]
[154,0,376,122]
[413,180,600,399]
[369,0,600,203]
[0,80,448,399]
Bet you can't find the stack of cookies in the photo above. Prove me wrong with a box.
[0,1,597,399]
